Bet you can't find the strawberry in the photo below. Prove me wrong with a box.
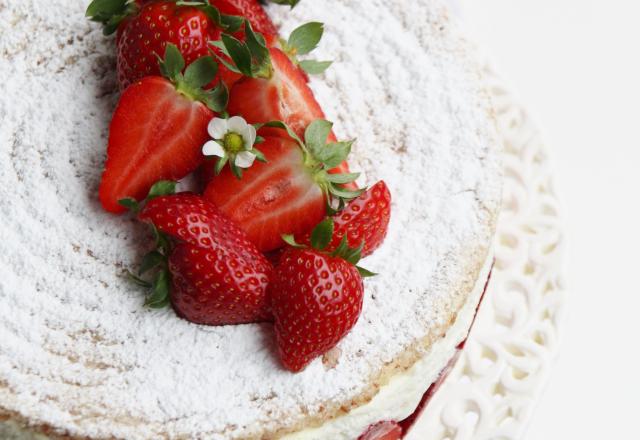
[203,120,363,252]
[138,192,272,325]
[358,422,403,440]
[228,47,325,138]
[86,0,277,90]
[270,219,372,372]
[300,181,391,257]
[99,45,227,213]
[226,47,356,187]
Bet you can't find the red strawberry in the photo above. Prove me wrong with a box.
[358,422,403,440]
[213,0,278,41]
[87,0,276,90]
[271,247,364,371]
[228,47,325,138]
[203,136,326,252]
[270,219,371,372]
[227,47,355,188]
[139,193,272,325]
[300,181,391,257]
[99,45,226,213]
[203,120,363,252]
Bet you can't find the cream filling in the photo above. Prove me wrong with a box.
[283,253,493,440]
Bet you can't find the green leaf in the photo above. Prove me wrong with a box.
[221,33,253,77]
[230,161,243,179]
[342,241,364,265]
[317,141,353,169]
[252,148,267,163]
[151,224,172,255]
[304,119,333,157]
[244,20,269,67]
[146,270,171,309]
[329,184,365,200]
[331,235,350,259]
[220,14,245,32]
[139,251,166,275]
[288,22,324,55]
[356,266,377,278]
[124,270,152,288]
[268,0,302,9]
[310,218,334,251]
[325,172,360,184]
[183,56,218,88]
[214,155,229,175]
[159,44,185,82]
[282,234,306,249]
[201,81,229,113]
[147,180,177,200]
[86,0,135,35]
[118,197,140,213]
[299,60,332,75]
[261,121,305,147]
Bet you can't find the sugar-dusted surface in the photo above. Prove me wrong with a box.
[0,0,501,438]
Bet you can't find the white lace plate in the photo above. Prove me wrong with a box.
[407,67,566,440]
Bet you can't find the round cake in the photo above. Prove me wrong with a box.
[0,0,501,439]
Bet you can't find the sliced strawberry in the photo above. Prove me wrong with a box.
[228,47,324,138]
[139,193,273,325]
[358,422,403,440]
[300,181,391,257]
[226,47,356,188]
[99,46,226,214]
[99,77,212,213]
[203,136,326,252]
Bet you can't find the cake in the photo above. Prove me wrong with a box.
[0,0,501,439]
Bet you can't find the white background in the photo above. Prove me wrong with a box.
[455,0,640,438]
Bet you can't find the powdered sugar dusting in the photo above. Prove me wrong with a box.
[0,0,500,438]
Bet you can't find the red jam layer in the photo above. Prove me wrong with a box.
[358,267,493,440]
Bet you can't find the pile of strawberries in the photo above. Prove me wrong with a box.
[88,0,391,372]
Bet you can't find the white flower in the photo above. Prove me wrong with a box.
[202,116,258,169]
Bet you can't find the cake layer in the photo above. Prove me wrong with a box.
[285,254,493,440]
[0,0,501,438]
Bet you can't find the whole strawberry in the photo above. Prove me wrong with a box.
[300,181,392,257]
[270,219,373,372]
[86,0,277,90]
[136,191,273,325]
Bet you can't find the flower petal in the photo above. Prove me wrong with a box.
[235,151,257,168]
[208,118,228,139]
[202,140,225,158]
[227,116,249,134]
[243,124,257,150]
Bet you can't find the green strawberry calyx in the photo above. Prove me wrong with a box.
[210,20,273,79]
[158,44,229,113]
[282,218,376,278]
[119,181,178,309]
[85,0,139,36]
[280,22,333,75]
[257,119,364,213]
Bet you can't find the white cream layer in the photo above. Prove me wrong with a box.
[283,253,493,440]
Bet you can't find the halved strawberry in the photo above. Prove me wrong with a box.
[226,47,355,188]
[203,135,326,252]
[228,47,324,138]
[138,193,273,325]
[99,45,227,213]
[203,120,363,252]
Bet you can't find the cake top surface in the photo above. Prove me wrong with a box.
[0,0,501,438]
